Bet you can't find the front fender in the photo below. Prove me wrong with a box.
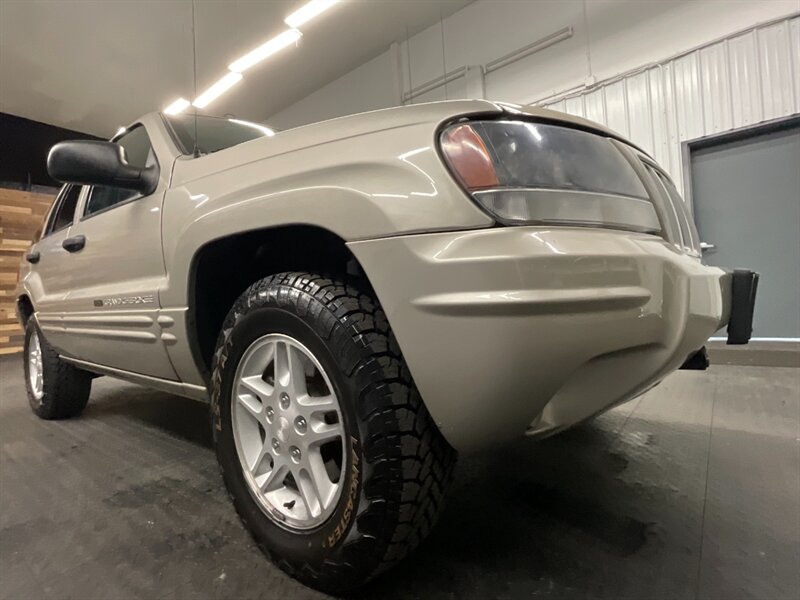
[159,121,492,308]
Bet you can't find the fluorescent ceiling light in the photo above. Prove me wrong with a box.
[285,0,340,28]
[229,118,275,136]
[228,29,302,73]
[192,72,243,108]
[164,97,190,115]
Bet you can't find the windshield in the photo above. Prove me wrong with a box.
[164,114,276,155]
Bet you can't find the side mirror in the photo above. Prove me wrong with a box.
[47,140,158,195]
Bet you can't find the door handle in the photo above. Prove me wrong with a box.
[700,242,716,252]
[25,251,41,264]
[62,235,86,253]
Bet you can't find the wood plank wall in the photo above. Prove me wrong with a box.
[0,188,55,355]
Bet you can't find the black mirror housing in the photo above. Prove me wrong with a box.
[47,140,158,195]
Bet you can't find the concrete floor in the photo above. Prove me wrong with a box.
[1,357,798,600]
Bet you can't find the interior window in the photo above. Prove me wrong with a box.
[45,184,81,236]
[84,125,156,217]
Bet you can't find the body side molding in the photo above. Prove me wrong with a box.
[60,356,208,401]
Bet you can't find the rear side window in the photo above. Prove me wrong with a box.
[84,125,157,217]
[44,185,81,236]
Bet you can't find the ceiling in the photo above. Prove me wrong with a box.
[0,0,474,137]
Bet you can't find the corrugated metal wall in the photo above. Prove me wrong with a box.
[541,15,800,198]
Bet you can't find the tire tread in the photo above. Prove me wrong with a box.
[25,320,91,420]
[210,272,456,592]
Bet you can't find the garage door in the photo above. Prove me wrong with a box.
[690,121,800,340]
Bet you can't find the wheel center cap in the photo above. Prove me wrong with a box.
[276,416,291,443]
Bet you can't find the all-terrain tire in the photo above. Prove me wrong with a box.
[23,319,92,419]
[211,272,457,593]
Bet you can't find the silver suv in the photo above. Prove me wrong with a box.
[16,100,757,592]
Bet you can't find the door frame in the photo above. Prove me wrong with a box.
[681,113,800,344]
[680,113,800,215]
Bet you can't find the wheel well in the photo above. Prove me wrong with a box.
[188,225,366,379]
[16,295,34,327]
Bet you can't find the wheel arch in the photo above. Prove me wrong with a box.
[16,294,35,327]
[186,224,371,381]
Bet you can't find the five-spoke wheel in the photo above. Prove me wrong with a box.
[231,333,345,530]
[212,272,456,593]
[23,320,92,419]
[27,329,44,401]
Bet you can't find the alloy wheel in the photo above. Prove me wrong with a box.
[28,330,44,400]
[231,333,346,530]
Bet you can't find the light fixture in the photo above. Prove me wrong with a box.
[228,118,276,136]
[192,72,243,108]
[284,0,340,28]
[159,1,338,120]
[164,98,190,115]
[228,28,302,73]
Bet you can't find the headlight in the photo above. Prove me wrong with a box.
[440,120,661,234]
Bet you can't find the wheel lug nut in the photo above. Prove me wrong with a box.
[295,417,307,434]
[279,392,290,409]
[271,439,281,453]
[265,406,274,421]
[290,446,301,463]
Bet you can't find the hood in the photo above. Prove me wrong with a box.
[169,99,645,186]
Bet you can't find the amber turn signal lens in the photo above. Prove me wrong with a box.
[440,124,500,190]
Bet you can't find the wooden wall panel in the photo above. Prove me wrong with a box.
[0,188,55,355]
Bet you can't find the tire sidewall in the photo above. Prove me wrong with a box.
[214,303,365,566]
[22,320,90,420]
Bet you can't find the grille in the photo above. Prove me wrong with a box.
[641,160,701,257]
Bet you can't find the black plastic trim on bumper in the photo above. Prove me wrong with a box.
[727,269,759,345]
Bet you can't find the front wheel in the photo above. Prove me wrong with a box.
[211,273,456,593]
[23,319,92,419]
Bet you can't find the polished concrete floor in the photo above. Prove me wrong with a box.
[1,356,798,600]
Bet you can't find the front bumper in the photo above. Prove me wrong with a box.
[349,227,737,453]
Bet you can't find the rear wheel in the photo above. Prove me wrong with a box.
[211,272,457,593]
[24,320,92,419]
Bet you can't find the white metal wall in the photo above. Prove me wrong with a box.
[541,16,800,196]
